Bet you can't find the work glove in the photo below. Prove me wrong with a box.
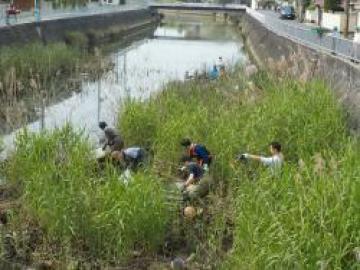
[236,153,249,160]
[203,164,209,172]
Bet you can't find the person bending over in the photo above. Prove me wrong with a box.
[111,147,146,170]
[180,155,212,200]
[99,121,124,152]
[180,138,212,171]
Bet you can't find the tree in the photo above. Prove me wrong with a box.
[324,0,341,12]
[296,0,311,22]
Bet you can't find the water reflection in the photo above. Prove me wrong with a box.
[1,18,246,158]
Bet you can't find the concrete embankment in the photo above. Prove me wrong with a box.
[0,8,158,47]
[238,13,360,131]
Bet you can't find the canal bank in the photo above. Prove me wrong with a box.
[0,16,245,158]
[0,12,359,270]
[237,12,360,132]
[3,65,358,269]
[0,8,159,47]
[0,15,249,269]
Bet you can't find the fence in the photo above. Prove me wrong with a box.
[0,0,148,26]
[246,8,360,62]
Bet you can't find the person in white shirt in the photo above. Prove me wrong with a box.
[329,27,341,53]
[353,27,360,61]
[111,147,146,170]
[239,141,284,171]
[331,26,341,39]
[216,56,226,77]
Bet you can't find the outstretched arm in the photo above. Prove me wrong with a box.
[242,153,275,166]
[245,154,262,161]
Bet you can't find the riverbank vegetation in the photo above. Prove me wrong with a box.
[3,126,172,267]
[119,70,359,269]
[0,41,110,133]
[0,42,106,100]
[1,68,359,268]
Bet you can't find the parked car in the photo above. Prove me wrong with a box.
[279,6,295,20]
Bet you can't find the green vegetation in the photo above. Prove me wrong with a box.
[5,126,171,264]
[0,43,81,80]
[45,0,90,9]
[119,71,359,269]
[324,0,343,12]
[2,66,359,268]
[64,31,89,50]
[0,42,103,100]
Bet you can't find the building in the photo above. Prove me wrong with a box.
[303,0,359,32]
[14,0,34,10]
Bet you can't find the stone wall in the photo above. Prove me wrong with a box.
[0,9,157,47]
[240,13,360,131]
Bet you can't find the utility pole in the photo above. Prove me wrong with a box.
[344,0,350,38]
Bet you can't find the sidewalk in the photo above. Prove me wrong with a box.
[247,8,360,61]
[258,9,349,38]
[0,2,146,27]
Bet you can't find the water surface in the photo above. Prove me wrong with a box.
[1,16,247,158]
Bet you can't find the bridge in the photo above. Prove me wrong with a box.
[149,3,247,13]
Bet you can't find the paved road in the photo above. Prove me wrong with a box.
[0,2,146,27]
[258,9,317,30]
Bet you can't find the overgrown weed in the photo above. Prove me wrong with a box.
[4,125,172,264]
[119,71,359,269]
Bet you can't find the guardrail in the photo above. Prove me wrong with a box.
[247,8,360,62]
[0,2,148,27]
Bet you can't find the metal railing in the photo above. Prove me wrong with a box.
[247,8,360,62]
[0,1,148,27]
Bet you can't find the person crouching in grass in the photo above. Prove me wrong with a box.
[180,155,212,201]
[180,138,212,172]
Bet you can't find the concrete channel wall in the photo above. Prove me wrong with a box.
[240,13,360,131]
[0,9,157,47]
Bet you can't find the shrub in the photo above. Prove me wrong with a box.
[64,31,89,50]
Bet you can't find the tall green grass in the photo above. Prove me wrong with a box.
[3,68,359,268]
[0,42,98,100]
[118,71,359,268]
[5,125,171,263]
[0,43,82,80]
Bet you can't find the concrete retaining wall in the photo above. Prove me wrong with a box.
[240,13,360,131]
[0,9,157,47]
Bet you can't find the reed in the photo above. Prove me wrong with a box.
[119,71,359,269]
[5,125,172,263]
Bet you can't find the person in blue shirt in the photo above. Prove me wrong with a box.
[180,155,212,200]
[180,138,212,171]
[180,155,204,187]
[209,65,219,80]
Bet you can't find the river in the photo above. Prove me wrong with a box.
[0,15,247,159]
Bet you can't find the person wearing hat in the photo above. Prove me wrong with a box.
[99,121,124,153]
